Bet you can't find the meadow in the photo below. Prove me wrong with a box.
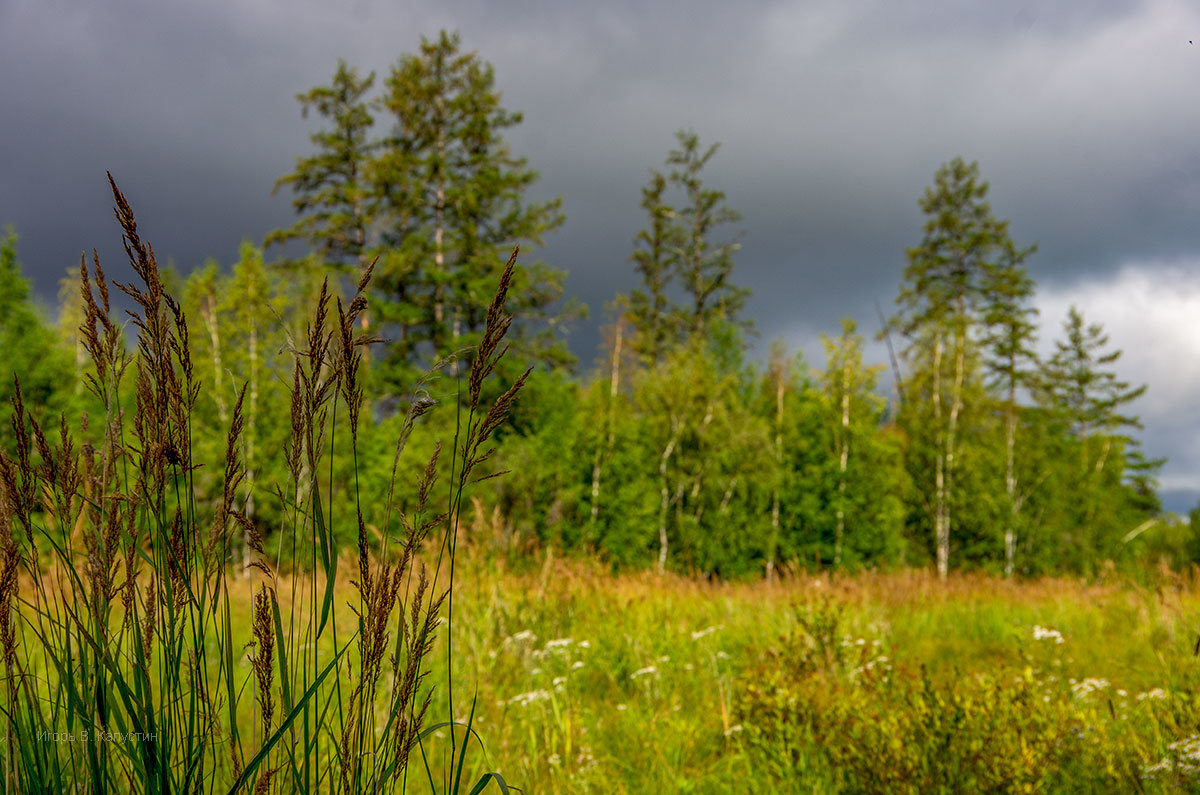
[20,549,1200,793]
[395,553,1200,793]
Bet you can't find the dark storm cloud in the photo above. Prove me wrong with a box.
[3,0,1200,502]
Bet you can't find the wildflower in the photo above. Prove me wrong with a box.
[508,689,552,707]
[578,640,591,649]
[548,754,561,766]
[1032,625,1065,644]
[1138,688,1168,702]
[570,661,584,671]
[545,637,573,650]
[691,625,720,641]
[1071,678,1110,697]
[724,724,744,737]
[630,665,658,679]
[507,629,537,644]
[1143,734,1200,780]
[616,704,627,712]
[658,655,670,663]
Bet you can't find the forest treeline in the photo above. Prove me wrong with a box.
[1,30,1189,578]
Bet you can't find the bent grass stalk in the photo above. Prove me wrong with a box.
[0,176,520,793]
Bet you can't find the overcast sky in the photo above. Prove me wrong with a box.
[2,0,1199,511]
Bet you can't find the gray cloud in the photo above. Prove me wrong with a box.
[2,0,1199,506]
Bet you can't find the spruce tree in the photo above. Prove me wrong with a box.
[890,158,1021,578]
[268,60,378,276]
[980,239,1039,575]
[373,30,570,387]
[625,170,680,363]
[667,131,749,340]
[1039,306,1153,533]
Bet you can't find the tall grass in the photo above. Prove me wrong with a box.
[0,175,520,793]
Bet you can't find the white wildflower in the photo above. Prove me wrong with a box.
[1138,688,1168,702]
[545,638,574,650]
[691,625,721,641]
[508,689,552,707]
[1072,678,1110,697]
[1032,625,1065,644]
[570,661,584,671]
[630,665,658,679]
[616,704,627,711]
[1143,734,1200,780]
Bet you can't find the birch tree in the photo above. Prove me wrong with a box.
[766,340,789,581]
[589,315,630,526]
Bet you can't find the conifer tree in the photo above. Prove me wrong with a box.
[667,131,749,340]
[268,60,377,275]
[624,131,748,364]
[373,30,570,386]
[625,170,680,363]
[890,158,1021,578]
[981,239,1039,575]
[1040,306,1150,528]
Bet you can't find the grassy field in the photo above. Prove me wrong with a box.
[263,552,1200,793]
[16,552,1200,792]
